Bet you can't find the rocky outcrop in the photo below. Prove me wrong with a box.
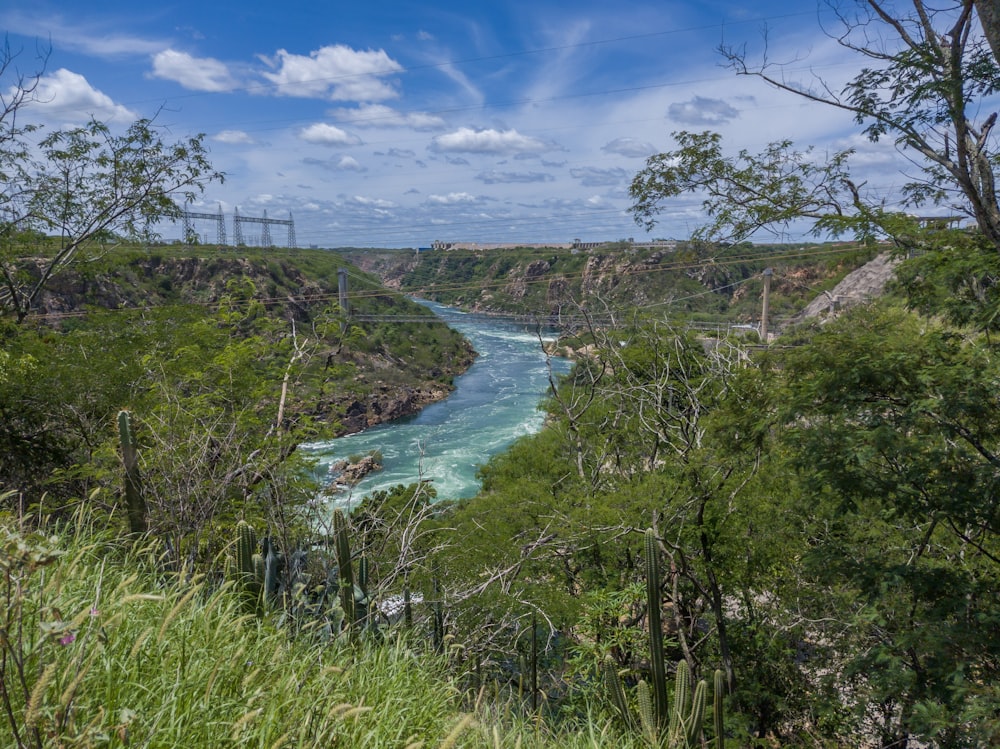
[329,453,383,487]
[796,251,900,321]
[335,385,452,434]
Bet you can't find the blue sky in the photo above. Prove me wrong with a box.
[2,1,915,248]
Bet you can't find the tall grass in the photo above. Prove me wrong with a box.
[0,510,640,748]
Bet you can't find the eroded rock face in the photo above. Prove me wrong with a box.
[335,387,452,433]
[330,453,383,486]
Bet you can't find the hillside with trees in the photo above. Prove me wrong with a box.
[343,240,881,333]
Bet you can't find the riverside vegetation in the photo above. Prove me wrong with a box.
[4,234,999,747]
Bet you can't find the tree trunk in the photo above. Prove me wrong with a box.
[975,0,1000,64]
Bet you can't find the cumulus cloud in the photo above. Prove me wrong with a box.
[303,155,367,172]
[336,156,366,171]
[476,170,554,184]
[602,137,657,158]
[259,45,402,101]
[431,127,552,156]
[300,123,363,146]
[570,167,629,187]
[25,69,136,123]
[332,103,446,130]
[350,195,395,209]
[150,49,238,91]
[213,130,255,144]
[668,96,741,125]
[427,192,482,205]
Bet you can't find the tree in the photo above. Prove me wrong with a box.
[0,45,223,322]
[773,305,1000,746]
[630,1,1000,249]
[977,0,1000,61]
[629,130,882,243]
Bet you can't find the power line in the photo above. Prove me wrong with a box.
[25,242,874,323]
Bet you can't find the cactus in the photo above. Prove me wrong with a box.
[666,660,706,748]
[235,521,261,612]
[713,668,725,749]
[432,575,444,654]
[530,611,538,713]
[645,528,667,724]
[117,410,147,535]
[262,538,282,604]
[403,579,413,629]
[332,509,356,631]
[602,528,721,747]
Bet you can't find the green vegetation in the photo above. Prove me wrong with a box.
[4,3,1000,746]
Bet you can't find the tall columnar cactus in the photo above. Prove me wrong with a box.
[332,509,356,629]
[665,660,706,748]
[117,410,147,535]
[645,528,667,724]
[432,575,444,654]
[602,528,721,748]
[262,538,282,604]
[235,521,261,613]
[714,668,726,749]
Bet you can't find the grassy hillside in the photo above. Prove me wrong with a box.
[0,510,645,748]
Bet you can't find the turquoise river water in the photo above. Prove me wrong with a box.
[304,300,571,507]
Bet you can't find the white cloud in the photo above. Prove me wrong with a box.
[668,96,742,126]
[427,192,481,205]
[150,49,238,91]
[336,156,366,171]
[302,155,367,172]
[602,137,658,158]
[332,104,446,130]
[213,130,254,144]
[350,195,395,208]
[0,11,165,57]
[25,69,136,123]
[431,128,552,156]
[300,123,363,146]
[259,45,403,101]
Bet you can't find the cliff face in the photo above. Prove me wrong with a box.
[24,250,476,437]
[344,243,882,326]
[794,252,901,321]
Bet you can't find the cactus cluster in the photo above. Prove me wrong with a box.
[233,521,281,615]
[117,410,148,535]
[231,510,377,641]
[332,508,371,636]
[603,528,725,748]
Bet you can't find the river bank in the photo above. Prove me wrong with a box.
[305,301,572,503]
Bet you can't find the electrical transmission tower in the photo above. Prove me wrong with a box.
[182,203,227,245]
[232,208,296,248]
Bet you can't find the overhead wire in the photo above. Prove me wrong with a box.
[27,239,875,331]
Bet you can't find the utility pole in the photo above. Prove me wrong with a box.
[338,268,349,334]
[761,267,772,344]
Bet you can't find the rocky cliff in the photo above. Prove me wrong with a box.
[23,250,476,437]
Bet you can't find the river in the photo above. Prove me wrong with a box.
[304,300,571,506]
